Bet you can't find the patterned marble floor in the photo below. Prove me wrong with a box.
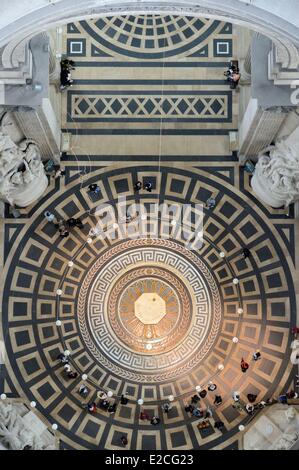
[0,159,297,450]
[61,14,238,157]
[0,16,298,451]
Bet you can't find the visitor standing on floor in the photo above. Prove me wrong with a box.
[241,357,249,372]
[245,403,255,414]
[151,416,160,425]
[191,394,200,404]
[242,247,251,259]
[120,394,128,405]
[53,166,65,178]
[161,402,172,413]
[253,350,261,361]
[214,420,224,430]
[144,181,152,192]
[214,395,222,406]
[232,391,240,402]
[206,197,216,209]
[44,211,57,223]
[57,353,69,364]
[59,227,69,238]
[87,402,97,413]
[208,382,217,392]
[78,384,88,398]
[88,183,100,194]
[140,411,150,421]
[247,393,257,403]
[134,181,142,192]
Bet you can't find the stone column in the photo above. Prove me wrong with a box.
[43,30,61,82]
[238,98,288,163]
[239,44,252,85]
[244,46,252,76]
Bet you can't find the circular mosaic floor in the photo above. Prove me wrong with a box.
[1,163,297,450]
[77,238,222,381]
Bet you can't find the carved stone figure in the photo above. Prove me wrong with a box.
[0,402,55,450]
[285,407,297,422]
[273,432,299,450]
[251,126,299,208]
[0,126,48,207]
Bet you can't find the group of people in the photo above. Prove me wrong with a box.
[224,61,241,89]
[60,58,75,91]
[44,211,84,238]
[88,181,153,194]
[56,349,298,444]
[88,183,101,195]
[79,391,130,416]
[57,353,78,379]
[44,161,66,179]
[139,411,161,425]
[240,350,262,373]
[134,181,153,192]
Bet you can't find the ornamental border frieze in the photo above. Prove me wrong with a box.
[77,238,222,382]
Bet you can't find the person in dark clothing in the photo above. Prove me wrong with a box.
[199,390,207,399]
[191,395,200,404]
[214,420,224,430]
[54,167,66,178]
[57,353,69,364]
[241,358,249,373]
[78,385,88,397]
[253,350,261,361]
[99,400,110,410]
[161,402,172,413]
[121,436,128,447]
[246,403,255,414]
[247,393,257,403]
[59,228,69,238]
[242,248,251,259]
[134,181,142,192]
[140,411,150,421]
[151,416,160,425]
[144,182,152,192]
[192,407,203,418]
[87,402,97,413]
[278,394,288,404]
[66,218,77,228]
[108,403,117,413]
[89,183,99,192]
[120,394,128,405]
[208,382,217,392]
[67,371,78,379]
[214,395,223,406]
[61,59,76,70]
[75,218,84,229]
[205,407,213,419]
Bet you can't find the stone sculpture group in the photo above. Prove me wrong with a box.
[251,126,299,208]
[0,402,55,450]
[0,125,47,207]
